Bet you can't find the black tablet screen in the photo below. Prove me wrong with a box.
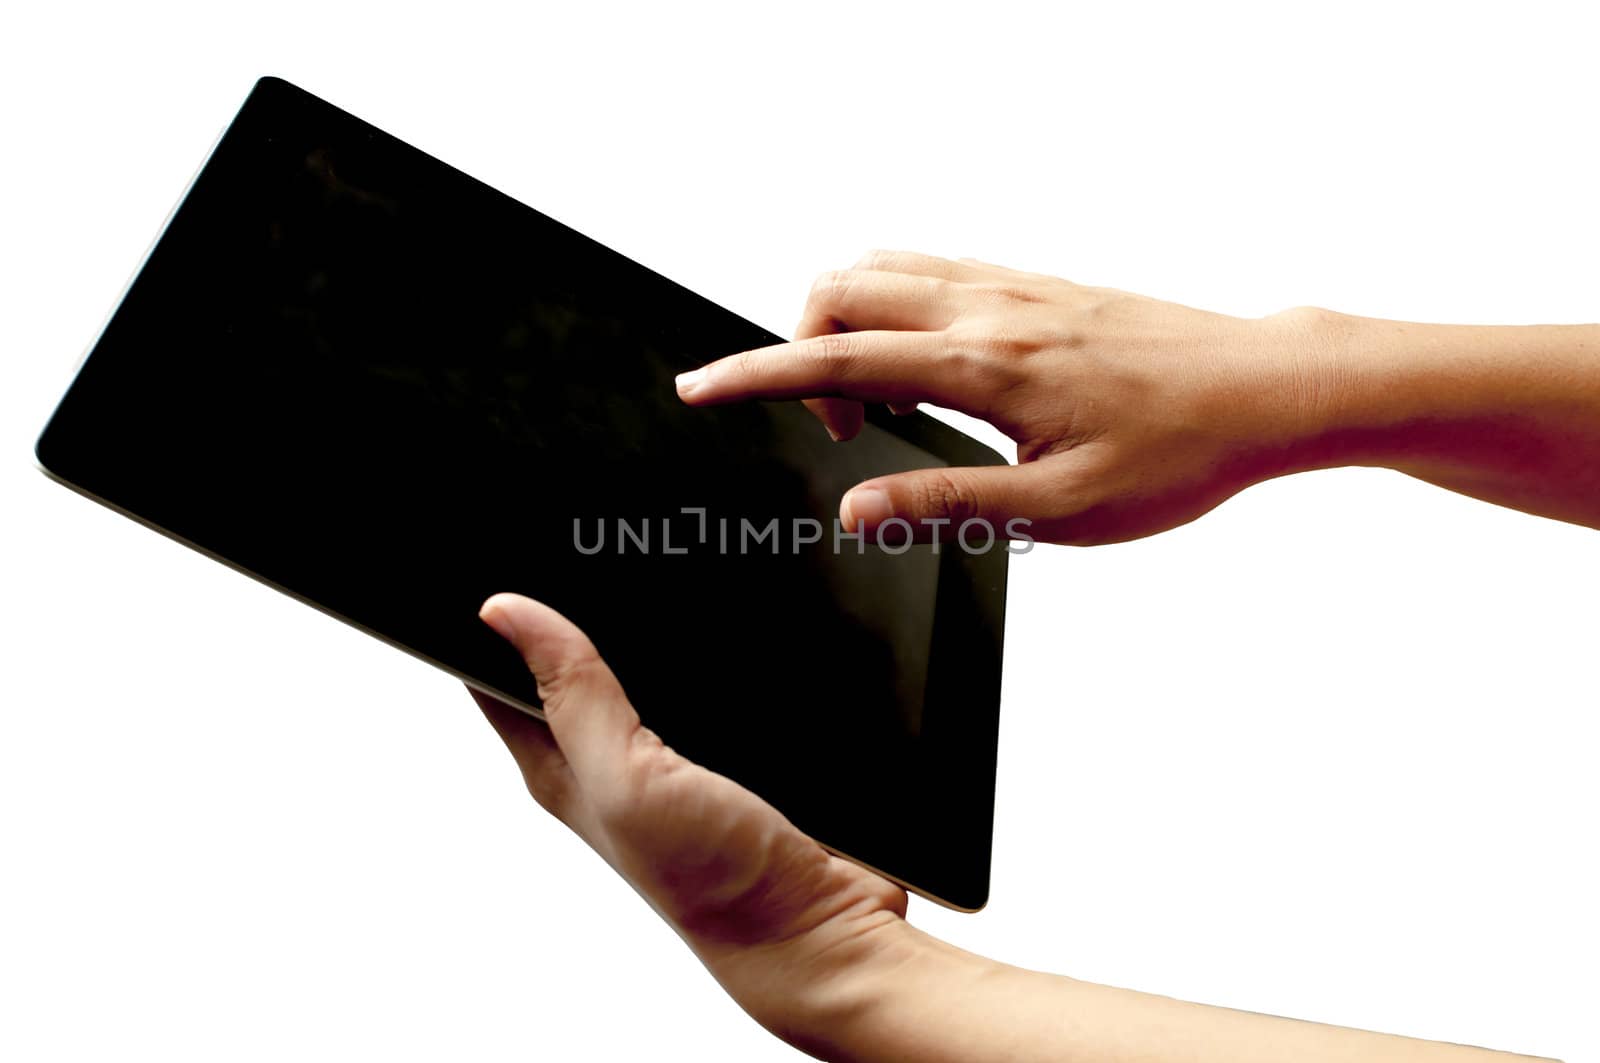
[36,78,1007,909]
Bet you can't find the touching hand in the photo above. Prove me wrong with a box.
[674,250,1330,545]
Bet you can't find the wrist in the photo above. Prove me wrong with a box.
[1261,308,1600,480]
[1187,305,1358,485]
[1243,305,1366,474]
[738,917,992,1062]
[1249,304,1480,476]
[754,916,927,1056]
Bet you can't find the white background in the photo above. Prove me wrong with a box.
[3,2,1595,1060]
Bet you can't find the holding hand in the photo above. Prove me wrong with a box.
[468,593,910,1049]
[471,593,1545,1062]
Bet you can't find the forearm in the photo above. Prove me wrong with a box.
[785,921,1548,1063]
[1279,308,1600,528]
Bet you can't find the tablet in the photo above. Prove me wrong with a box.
[34,76,1009,911]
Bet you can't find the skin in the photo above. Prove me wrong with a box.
[674,250,1600,544]
[470,250,1597,1060]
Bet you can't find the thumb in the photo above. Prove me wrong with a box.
[478,593,640,783]
[840,464,1050,544]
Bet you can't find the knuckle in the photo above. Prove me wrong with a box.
[983,330,1032,360]
[947,321,1029,362]
[726,345,764,382]
[810,330,857,378]
[534,650,605,711]
[808,268,852,307]
[1073,288,1117,320]
[914,470,981,524]
[1048,321,1091,351]
[854,248,898,271]
[937,327,982,376]
[974,280,1043,305]
[594,737,675,836]
[630,725,668,755]
[815,329,853,358]
[938,327,1029,418]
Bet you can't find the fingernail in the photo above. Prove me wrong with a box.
[675,368,707,397]
[845,486,893,527]
[825,424,843,442]
[478,600,515,642]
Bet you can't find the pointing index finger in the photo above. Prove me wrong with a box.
[674,330,994,422]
